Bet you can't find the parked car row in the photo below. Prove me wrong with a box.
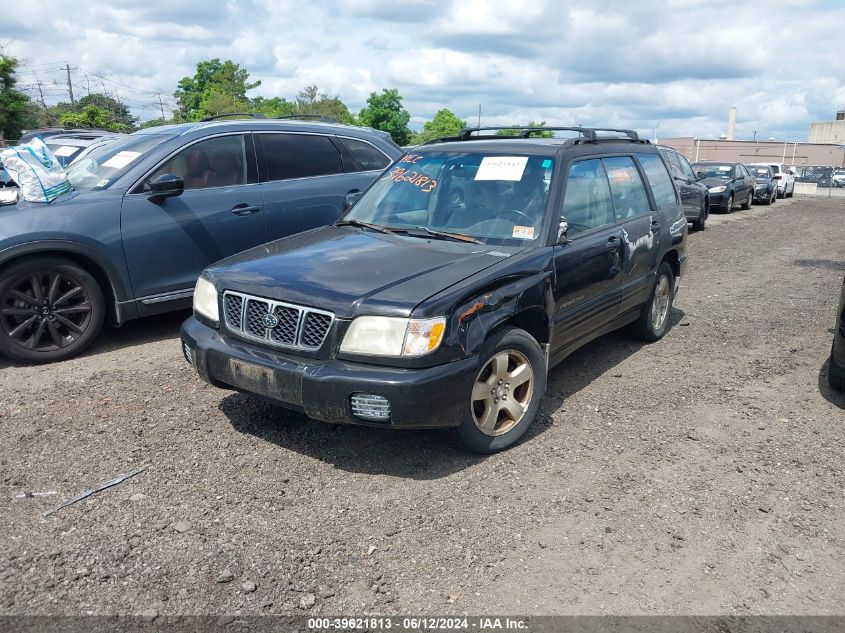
[3,119,839,450]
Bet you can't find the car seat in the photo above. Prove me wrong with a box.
[185,150,213,189]
[449,180,501,228]
[209,149,242,187]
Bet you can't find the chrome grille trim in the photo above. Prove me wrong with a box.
[222,290,334,351]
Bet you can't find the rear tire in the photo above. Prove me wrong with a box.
[631,261,674,342]
[692,202,707,231]
[0,257,105,364]
[456,327,546,454]
[829,344,845,392]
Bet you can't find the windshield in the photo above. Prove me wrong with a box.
[65,133,174,191]
[343,151,555,245]
[748,167,771,177]
[47,143,85,168]
[693,163,734,179]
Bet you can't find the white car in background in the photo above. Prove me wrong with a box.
[833,169,845,188]
[748,162,795,198]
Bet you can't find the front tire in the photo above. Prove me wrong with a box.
[692,198,707,230]
[632,261,674,342]
[741,191,752,210]
[724,194,734,213]
[456,327,546,454]
[0,257,105,364]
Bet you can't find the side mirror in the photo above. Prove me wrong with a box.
[557,216,569,243]
[148,174,184,203]
[696,171,706,180]
[343,190,363,211]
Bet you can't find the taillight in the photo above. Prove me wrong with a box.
[772,175,781,180]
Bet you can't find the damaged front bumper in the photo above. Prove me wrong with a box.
[181,316,478,429]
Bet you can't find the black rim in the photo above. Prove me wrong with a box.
[0,271,92,352]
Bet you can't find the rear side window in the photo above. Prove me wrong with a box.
[340,137,391,171]
[661,150,683,176]
[769,164,781,174]
[602,156,651,220]
[258,133,342,181]
[561,159,615,237]
[637,153,678,208]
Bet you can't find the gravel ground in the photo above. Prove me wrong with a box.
[1,196,843,616]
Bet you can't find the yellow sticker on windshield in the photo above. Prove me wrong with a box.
[512,225,535,239]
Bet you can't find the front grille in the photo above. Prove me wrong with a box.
[223,291,333,351]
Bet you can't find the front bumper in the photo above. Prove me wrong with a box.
[181,317,478,429]
[752,186,774,201]
[708,191,730,208]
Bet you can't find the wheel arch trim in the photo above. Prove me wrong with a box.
[0,240,136,324]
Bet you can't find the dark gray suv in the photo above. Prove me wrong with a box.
[0,117,401,363]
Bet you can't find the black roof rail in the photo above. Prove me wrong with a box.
[275,114,337,123]
[200,112,267,122]
[454,126,643,143]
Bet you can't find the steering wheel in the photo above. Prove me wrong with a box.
[499,208,533,225]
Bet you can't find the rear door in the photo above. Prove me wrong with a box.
[609,154,665,314]
[256,133,390,241]
[551,158,624,355]
[121,133,265,301]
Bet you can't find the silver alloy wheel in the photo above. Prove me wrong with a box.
[651,274,671,331]
[471,349,534,436]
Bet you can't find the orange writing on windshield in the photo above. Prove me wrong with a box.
[382,167,438,192]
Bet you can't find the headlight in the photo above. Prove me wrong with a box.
[340,316,446,357]
[193,276,219,324]
[708,186,726,193]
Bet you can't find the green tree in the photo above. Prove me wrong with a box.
[0,56,38,142]
[294,85,355,123]
[251,96,296,118]
[77,93,137,130]
[358,88,412,145]
[412,108,466,144]
[496,121,553,138]
[58,104,132,132]
[175,58,260,120]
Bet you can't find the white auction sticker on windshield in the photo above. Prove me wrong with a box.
[718,165,731,171]
[475,156,528,181]
[101,151,141,169]
[512,225,535,239]
[52,146,77,157]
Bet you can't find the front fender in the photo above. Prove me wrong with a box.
[452,271,554,355]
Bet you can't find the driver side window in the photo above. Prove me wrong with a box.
[148,135,247,191]
[561,159,615,238]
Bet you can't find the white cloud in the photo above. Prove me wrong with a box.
[3,0,843,138]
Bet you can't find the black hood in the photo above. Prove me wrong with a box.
[700,177,734,187]
[205,226,520,318]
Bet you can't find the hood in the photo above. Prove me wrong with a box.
[206,226,520,318]
[700,177,734,188]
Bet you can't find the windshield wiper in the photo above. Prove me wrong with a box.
[336,219,393,234]
[406,226,483,244]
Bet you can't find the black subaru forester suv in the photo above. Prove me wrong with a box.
[181,127,688,453]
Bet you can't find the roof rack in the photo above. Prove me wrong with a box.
[200,112,267,122]
[452,126,643,144]
[275,114,337,123]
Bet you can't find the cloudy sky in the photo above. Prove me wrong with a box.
[3,0,845,140]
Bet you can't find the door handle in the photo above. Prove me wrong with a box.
[231,204,260,216]
[605,236,621,250]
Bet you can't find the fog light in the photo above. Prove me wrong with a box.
[183,342,194,366]
[351,393,391,422]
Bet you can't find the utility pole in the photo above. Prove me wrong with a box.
[477,104,481,128]
[33,71,46,108]
[158,93,166,120]
[63,64,75,105]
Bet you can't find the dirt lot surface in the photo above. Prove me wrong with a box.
[1,197,843,617]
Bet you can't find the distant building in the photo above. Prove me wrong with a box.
[808,110,845,144]
[658,137,845,168]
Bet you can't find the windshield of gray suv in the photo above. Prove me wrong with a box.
[65,133,174,191]
[342,151,555,245]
